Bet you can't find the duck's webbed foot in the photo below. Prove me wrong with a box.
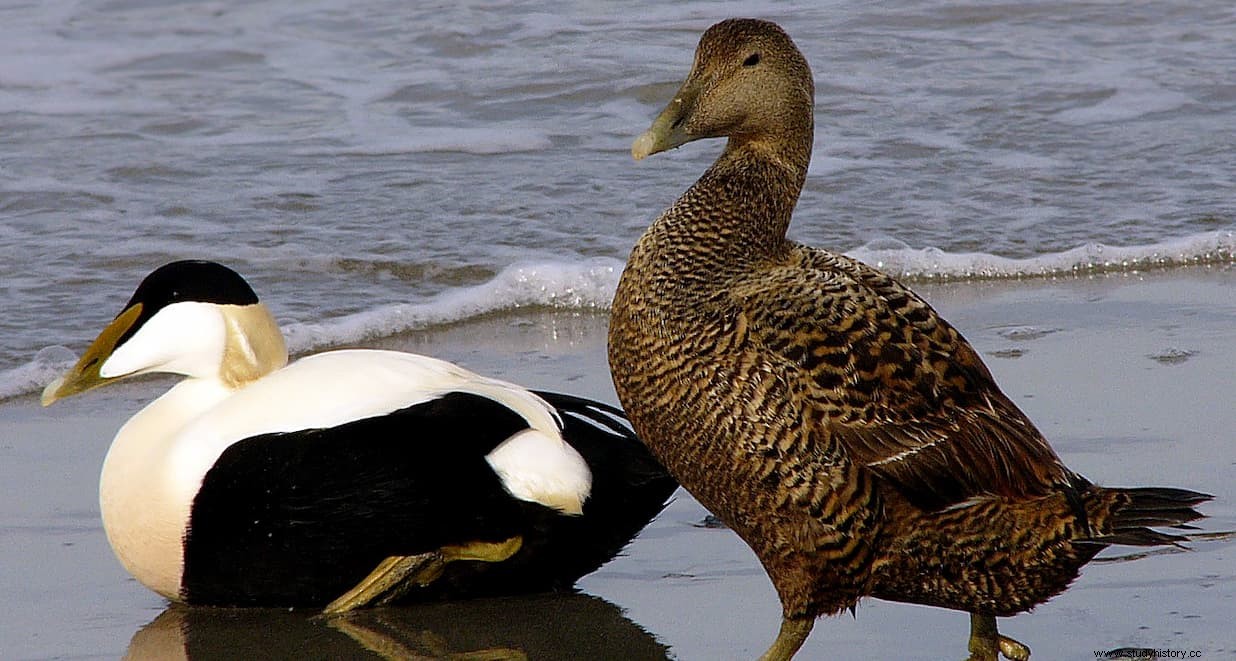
[321,552,440,615]
[965,613,1030,661]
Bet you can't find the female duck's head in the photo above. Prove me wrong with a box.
[632,18,814,162]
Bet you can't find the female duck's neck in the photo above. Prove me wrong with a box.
[726,128,813,178]
[658,137,809,257]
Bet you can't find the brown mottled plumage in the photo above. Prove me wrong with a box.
[608,18,1210,661]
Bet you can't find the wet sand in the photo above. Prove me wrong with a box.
[2,267,1233,660]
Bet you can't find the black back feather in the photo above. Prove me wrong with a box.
[181,391,676,606]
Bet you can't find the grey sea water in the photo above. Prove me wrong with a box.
[2,0,1233,391]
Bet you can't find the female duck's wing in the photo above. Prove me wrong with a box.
[730,246,1075,510]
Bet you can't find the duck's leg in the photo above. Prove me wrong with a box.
[406,536,524,588]
[756,615,814,661]
[321,536,523,614]
[966,613,1031,661]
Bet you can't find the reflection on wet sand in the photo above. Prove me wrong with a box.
[125,593,670,661]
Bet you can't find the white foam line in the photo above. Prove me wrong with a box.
[281,258,622,353]
[848,229,1235,281]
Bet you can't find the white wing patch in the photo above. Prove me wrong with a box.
[485,429,592,515]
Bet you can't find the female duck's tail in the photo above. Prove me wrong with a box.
[1082,486,1211,547]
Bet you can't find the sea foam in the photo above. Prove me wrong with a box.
[850,229,1234,281]
[281,258,621,353]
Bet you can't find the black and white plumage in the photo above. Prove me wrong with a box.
[43,260,675,608]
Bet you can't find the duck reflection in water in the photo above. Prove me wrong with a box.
[125,592,670,661]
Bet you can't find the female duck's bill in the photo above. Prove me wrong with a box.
[45,260,675,609]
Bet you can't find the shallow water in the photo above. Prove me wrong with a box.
[2,0,1234,393]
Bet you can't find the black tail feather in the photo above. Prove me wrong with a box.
[1080,530,1191,548]
[533,390,631,427]
[1085,486,1212,548]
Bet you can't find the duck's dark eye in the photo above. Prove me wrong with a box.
[743,52,761,67]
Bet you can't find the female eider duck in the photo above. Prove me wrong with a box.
[43,260,675,610]
[609,18,1210,661]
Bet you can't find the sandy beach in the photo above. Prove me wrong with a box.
[2,267,1233,660]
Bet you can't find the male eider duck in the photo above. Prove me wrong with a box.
[609,18,1210,661]
[43,260,675,610]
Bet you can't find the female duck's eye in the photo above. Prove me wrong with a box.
[743,52,761,67]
